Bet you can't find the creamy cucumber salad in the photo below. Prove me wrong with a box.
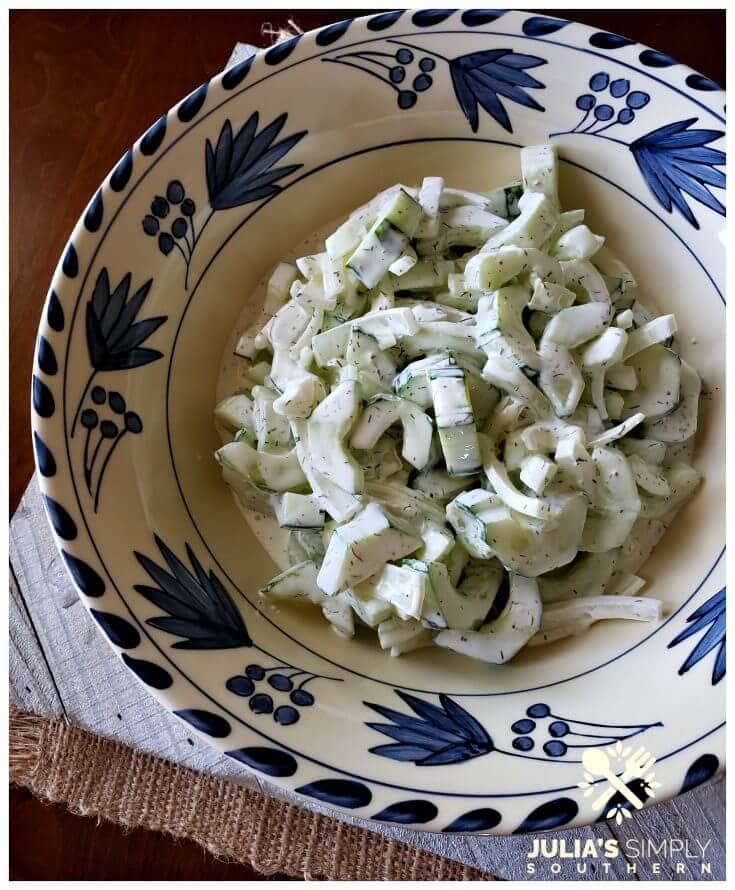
[214,144,701,666]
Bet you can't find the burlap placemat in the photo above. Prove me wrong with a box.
[9,708,489,880]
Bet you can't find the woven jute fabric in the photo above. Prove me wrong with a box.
[9,709,490,880]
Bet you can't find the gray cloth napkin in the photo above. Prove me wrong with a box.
[8,41,724,881]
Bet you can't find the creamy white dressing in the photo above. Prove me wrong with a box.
[217,223,337,572]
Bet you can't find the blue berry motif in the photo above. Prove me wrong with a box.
[225,659,339,727]
[389,66,405,84]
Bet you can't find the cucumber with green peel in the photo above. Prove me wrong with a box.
[430,370,483,475]
[365,479,447,526]
[347,189,423,288]
[484,181,523,219]
[592,245,637,293]
[627,454,671,497]
[274,492,325,529]
[416,176,444,238]
[430,559,502,631]
[604,389,624,421]
[475,287,540,371]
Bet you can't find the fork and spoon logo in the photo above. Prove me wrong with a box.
[578,742,660,824]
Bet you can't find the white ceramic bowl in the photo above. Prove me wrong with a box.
[32,10,725,834]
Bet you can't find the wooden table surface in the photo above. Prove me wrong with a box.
[9,8,725,881]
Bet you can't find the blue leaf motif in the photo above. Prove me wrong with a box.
[205,113,306,211]
[365,690,493,766]
[85,269,165,372]
[630,118,725,229]
[669,588,725,684]
[134,536,251,650]
[449,49,546,132]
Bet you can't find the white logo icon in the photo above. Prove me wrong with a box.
[578,741,660,824]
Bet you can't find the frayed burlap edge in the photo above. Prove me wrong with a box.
[9,708,491,880]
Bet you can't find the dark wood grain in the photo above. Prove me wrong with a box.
[9,8,725,881]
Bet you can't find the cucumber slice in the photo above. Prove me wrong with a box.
[252,386,293,452]
[322,592,355,637]
[622,345,681,420]
[377,616,433,655]
[288,529,325,566]
[416,176,444,238]
[307,379,363,494]
[637,463,701,518]
[434,574,541,664]
[606,363,637,391]
[538,550,618,604]
[529,595,661,646]
[216,441,308,493]
[528,280,576,313]
[214,394,256,439]
[519,453,557,495]
[538,339,584,417]
[553,225,604,261]
[482,191,559,250]
[260,561,326,604]
[275,493,325,529]
[412,468,478,502]
[430,370,482,475]
[623,315,677,360]
[344,586,394,628]
[465,246,561,292]
[619,437,666,465]
[484,182,523,220]
[643,360,700,442]
[432,559,502,631]
[542,302,611,348]
[521,144,559,206]
[560,259,611,305]
[481,354,551,419]
[316,502,420,595]
[442,205,506,246]
[475,287,540,371]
